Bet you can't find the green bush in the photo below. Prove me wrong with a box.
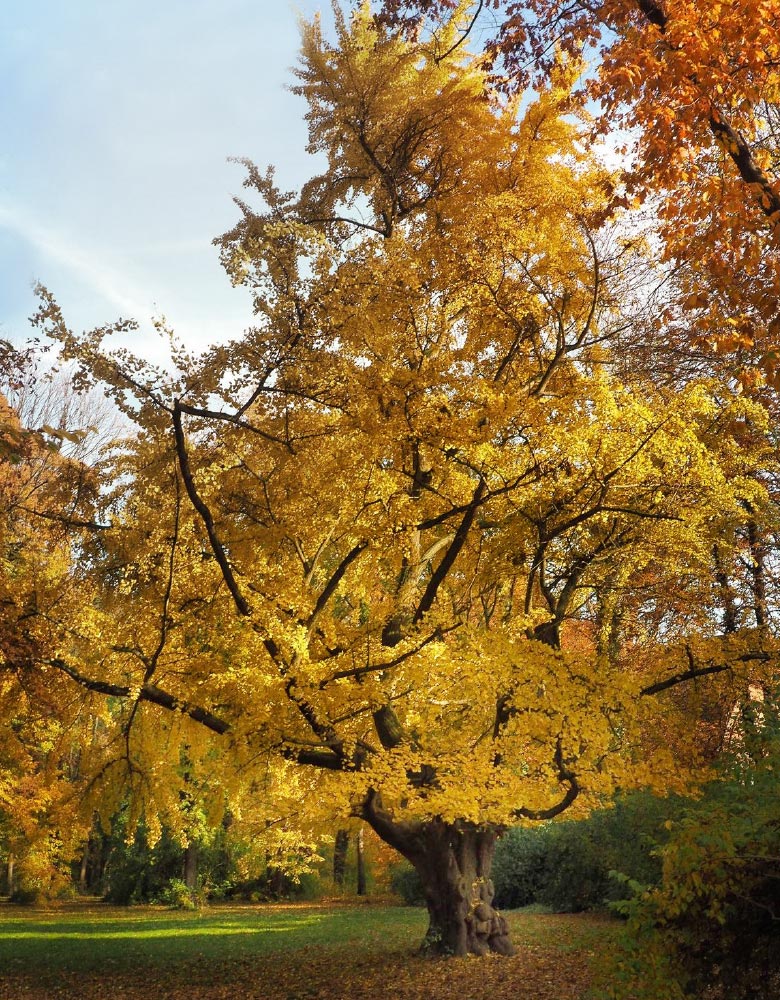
[101,821,185,905]
[7,885,41,905]
[389,861,425,906]
[606,709,780,1000]
[493,791,685,913]
[157,878,198,910]
[491,826,549,909]
[226,867,324,902]
[536,822,612,912]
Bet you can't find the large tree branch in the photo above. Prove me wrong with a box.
[413,479,487,623]
[282,746,347,770]
[307,542,367,631]
[175,400,291,448]
[320,623,461,687]
[173,401,251,616]
[47,657,230,735]
[514,736,580,820]
[641,649,773,696]
[17,505,111,532]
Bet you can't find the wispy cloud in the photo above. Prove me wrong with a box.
[0,201,152,321]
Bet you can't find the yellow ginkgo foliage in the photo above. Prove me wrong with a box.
[30,7,778,956]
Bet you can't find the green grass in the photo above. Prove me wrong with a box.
[0,903,619,999]
[0,902,428,974]
[0,901,616,971]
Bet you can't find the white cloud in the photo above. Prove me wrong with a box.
[0,201,152,321]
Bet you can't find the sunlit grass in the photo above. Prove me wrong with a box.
[0,903,427,973]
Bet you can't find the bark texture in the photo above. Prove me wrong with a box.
[364,799,513,957]
[414,823,513,957]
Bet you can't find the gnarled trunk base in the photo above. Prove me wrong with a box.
[366,805,514,957]
[415,823,514,957]
[420,870,514,957]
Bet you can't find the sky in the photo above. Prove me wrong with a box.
[0,0,326,363]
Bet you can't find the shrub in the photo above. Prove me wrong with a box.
[389,861,425,906]
[491,826,549,909]
[157,878,198,910]
[606,705,780,999]
[101,823,184,905]
[493,791,685,912]
[8,885,41,905]
[155,878,197,910]
[226,867,324,902]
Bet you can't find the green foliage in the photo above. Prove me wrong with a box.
[158,878,199,910]
[389,861,426,906]
[101,821,187,905]
[606,702,780,1000]
[225,868,324,903]
[492,826,551,909]
[493,792,684,912]
[7,885,43,906]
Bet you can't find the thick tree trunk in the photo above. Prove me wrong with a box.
[413,823,513,957]
[364,801,513,957]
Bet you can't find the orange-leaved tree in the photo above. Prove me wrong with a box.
[30,7,778,955]
[381,0,780,383]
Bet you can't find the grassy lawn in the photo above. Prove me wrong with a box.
[0,901,618,999]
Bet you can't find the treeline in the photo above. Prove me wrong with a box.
[1,819,376,908]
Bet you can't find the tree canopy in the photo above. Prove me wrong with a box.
[382,0,780,383]
[5,2,780,958]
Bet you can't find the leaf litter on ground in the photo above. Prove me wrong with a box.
[0,903,614,1000]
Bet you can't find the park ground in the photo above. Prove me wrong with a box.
[0,901,616,1000]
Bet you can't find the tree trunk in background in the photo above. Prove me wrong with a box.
[333,829,349,890]
[713,544,738,634]
[79,841,90,891]
[184,842,199,891]
[356,826,367,896]
[746,518,768,628]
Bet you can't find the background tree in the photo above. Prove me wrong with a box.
[25,6,779,958]
[0,370,105,899]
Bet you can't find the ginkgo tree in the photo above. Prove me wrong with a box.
[28,6,779,956]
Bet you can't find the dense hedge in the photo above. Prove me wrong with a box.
[492,791,684,912]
